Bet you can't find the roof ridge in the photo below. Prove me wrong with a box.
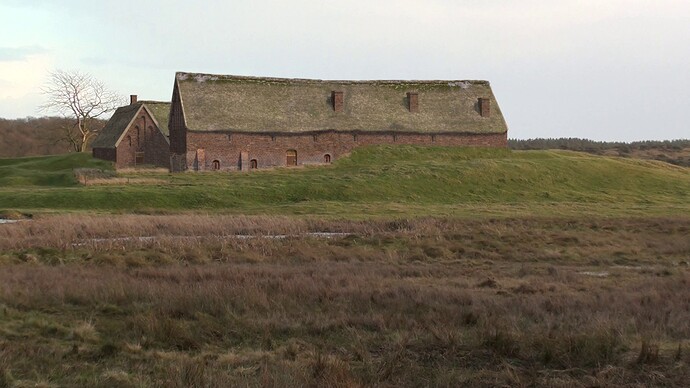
[114,103,141,113]
[139,100,170,105]
[175,71,489,85]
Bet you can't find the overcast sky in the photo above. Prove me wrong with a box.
[1,0,688,140]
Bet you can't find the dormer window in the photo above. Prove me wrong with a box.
[407,92,419,113]
[478,98,491,117]
[332,91,344,112]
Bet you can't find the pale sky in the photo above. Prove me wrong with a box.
[1,0,689,141]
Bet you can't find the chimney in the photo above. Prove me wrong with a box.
[130,95,138,105]
[407,92,419,113]
[332,91,344,112]
[478,98,491,117]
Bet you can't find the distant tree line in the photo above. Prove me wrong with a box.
[0,117,106,158]
[509,138,690,167]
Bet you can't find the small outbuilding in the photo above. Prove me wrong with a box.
[91,96,170,169]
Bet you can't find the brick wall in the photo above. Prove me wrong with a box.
[169,82,188,172]
[184,130,507,171]
[92,147,116,162]
[114,108,169,169]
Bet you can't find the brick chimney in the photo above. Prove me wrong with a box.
[478,98,490,117]
[130,95,138,105]
[332,91,343,112]
[407,92,419,113]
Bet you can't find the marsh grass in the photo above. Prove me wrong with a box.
[1,215,689,265]
[0,215,688,385]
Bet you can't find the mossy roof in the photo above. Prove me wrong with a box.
[176,72,508,134]
[141,101,170,137]
[91,101,171,149]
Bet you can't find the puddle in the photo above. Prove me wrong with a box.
[578,271,610,277]
[0,219,20,224]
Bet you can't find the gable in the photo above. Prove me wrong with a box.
[91,101,171,149]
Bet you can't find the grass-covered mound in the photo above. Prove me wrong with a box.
[0,146,688,216]
[0,153,112,187]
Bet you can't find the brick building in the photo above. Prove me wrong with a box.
[91,96,170,169]
[169,72,508,172]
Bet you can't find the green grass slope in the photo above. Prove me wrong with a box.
[0,146,688,217]
[0,153,113,187]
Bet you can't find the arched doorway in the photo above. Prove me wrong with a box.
[324,154,331,163]
[286,150,297,166]
[212,160,220,170]
[250,159,258,169]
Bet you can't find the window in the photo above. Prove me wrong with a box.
[136,126,140,145]
[212,160,220,170]
[286,149,297,166]
[324,154,331,163]
[313,134,318,142]
[250,159,258,169]
[271,135,276,142]
[478,98,491,117]
[431,134,436,142]
[135,152,144,165]
[393,134,398,142]
[127,135,132,147]
[353,134,358,142]
[332,91,344,112]
[227,134,232,142]
[407,92,419,113]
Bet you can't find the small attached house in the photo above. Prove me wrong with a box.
[91,96,170,169]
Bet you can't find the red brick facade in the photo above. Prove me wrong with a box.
[173,130,507,171]
[92,147,116,162]
[93,106,169,169]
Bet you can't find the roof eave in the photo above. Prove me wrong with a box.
[112,105,144,148]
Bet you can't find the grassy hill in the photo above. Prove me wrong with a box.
[0,146,688,217]
[0,153,113,187]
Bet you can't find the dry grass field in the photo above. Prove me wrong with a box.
[1,215,689,387]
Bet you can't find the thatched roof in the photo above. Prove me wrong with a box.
[91,101,171,149]
[176,72,508,134]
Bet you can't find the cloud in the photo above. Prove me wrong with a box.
[1,0,689,139]
[0,52,53,100]
[0,46,48,62]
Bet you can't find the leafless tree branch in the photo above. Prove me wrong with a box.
[40,70,124,152]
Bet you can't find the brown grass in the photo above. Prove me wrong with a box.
[79,177,169,186]
[1,214,689,265]
[0,215,688,386]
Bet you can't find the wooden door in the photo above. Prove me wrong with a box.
[286,150,297,166]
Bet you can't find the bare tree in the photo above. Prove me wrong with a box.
[40,70,124,152]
